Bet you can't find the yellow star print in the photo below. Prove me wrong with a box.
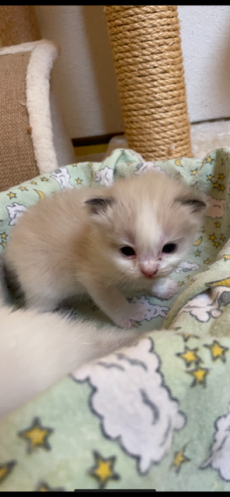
[178,333,191,342]
[209,233,216,241]
[0,461,16,483]
[177,347,201,367]
[205,155,212,163]
[191,168,198,176]
[30,181,37,185]
[195,249,201,257]
[41,177,49,182]
[213,241,220,248]
[219,173,225,180]
[35,481,65,492]
[204,340,229,362]
[18,186,28,191]
[0,232,7,239]
[188,366,209,387]
[76,178,83,185]
[1,241,7,248]
[18,417,53,453]
[89,451,120,489]
[220,234,226,241]
[215,221,221,228]
[178,333,199,342]
[171,446,190,473]
[207,174,214,181]
[223,255,230,261]
[178,281,185,286]
[204,259,211,265]
[7,192,16,199]
[213,182,220,189]
[219,184,226,192]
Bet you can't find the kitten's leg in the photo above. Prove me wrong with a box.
[84,283,148,329]
[150,278,178,300]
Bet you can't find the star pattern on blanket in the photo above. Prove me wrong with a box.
[171,446,190,473]
[18,186,28,192]
[35,481,65,492]
[18,417,54,453]
[203,340,229,362]
[204,155,213,164]
[0,461,16,484]
[219,173,225,180]
[187,366,209,387]
[88,451,120,489]
[7,192,16,199]
[177,347,202,367]
[177,333,199,343]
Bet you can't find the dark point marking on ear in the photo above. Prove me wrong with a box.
[176,198,206,212]
[85,197,115,215]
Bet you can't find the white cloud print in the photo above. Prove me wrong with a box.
[50,167,74,189]
[200,403,230,481]
[72,337,185,474]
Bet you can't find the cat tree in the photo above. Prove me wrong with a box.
[104,5,192,161]
[0,6,75,191]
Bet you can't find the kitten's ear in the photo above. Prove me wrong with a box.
[85,197,115,216]
[176,197,206,213]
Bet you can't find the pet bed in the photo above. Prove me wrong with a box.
[1,147,230,490]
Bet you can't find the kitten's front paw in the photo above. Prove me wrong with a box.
[151,279,178,300]
[114,303,147,329]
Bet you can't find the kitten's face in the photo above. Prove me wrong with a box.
[85,172,206,284]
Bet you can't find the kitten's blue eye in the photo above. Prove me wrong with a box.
[120,246,136,257]
[162,243,177,254]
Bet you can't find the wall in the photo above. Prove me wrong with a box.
[35,6,230,140]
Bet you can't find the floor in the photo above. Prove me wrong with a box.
[73,119,230,163]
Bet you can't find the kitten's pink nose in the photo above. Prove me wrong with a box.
[140,261,158,278]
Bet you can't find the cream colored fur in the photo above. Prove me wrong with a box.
[0,297,142,420]
[3,172,206,329]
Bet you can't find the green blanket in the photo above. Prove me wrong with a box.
[1,148,230,491]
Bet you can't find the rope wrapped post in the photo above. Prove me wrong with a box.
[0,6,41,46]
[104,6,192,161]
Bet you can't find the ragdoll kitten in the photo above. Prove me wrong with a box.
[3,171,206,329]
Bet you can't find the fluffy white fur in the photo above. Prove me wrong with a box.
[3,172,206,329]
[0,294,142,419]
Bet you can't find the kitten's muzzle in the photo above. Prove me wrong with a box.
[139,261,159,279]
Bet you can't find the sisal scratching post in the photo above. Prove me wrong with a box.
[104,5,192,161]
[0,6,41,46]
